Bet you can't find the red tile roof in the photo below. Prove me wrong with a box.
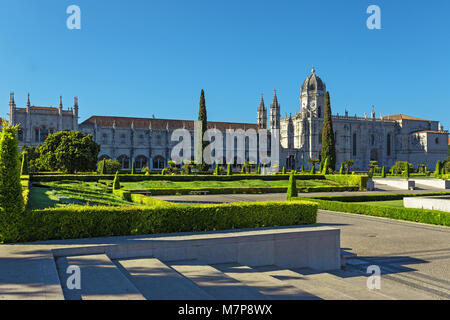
[383,114,428,121]
[80,116,259,131]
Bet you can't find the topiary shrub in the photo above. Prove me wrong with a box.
[381,166,386,178]
[434,161,441,178]
[286,171,298,200]
[131,161,136,175]
[282,166,286,174]
[227,163,232,176]
[339,163,344,175]
[113,171,121,190]
[402,162,410,179]
[257,163,261,175]
[21,151,29,176]
[0,121,25,243]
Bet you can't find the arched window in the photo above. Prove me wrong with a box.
[153,156,165,169]
[101,134,108,144]
[387,134,391,156]
[135,155,148,169]
[18,128,24,142]
[352,133,357,156]
[40,126,49,142]
[117,155,130,169]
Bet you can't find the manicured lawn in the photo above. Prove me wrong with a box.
[354,200,404,208]
[29,180,133,209]
[120,179,342,190]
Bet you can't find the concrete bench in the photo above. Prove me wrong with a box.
[190,190,210,195]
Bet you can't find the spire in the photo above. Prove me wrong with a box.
[258,93,265,110]
[271,89,279,107]
[59,96,63,109]
[371,105,375,118]
[9,92,15,105]
[26,93,31,108]
[74,96,79,109]
[148,120,152,130]
[131,121,135,130]
[311,66,315,74]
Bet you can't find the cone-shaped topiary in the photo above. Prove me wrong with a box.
[434,161,441,178]
[282,166,286,174]
[257,163,261,174]
[241,165,245,174]
[310,166,315,174]
[20,151,29,176]
[101,159,106,174]
[0,121,25,243]
[215,163,220,175]
[227,163,232,176]
[339,163,344,175]
[322,158,329,175]
[286,171,298,200]
[113,171,121,190]
[131,161,136,175]
[403,162,410,179]
[301,164,304,173]
[381,166,386,178]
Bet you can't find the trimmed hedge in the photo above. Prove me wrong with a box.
[113,189,176,207]
[325,174,369,190]
[121,186,359,196]
[304,198,450,227]
[21,176,30,209]
[11,200,318,243]
[30,173,326,183]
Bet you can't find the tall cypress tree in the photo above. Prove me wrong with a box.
[198,89,208,171]
[321,91,336,171]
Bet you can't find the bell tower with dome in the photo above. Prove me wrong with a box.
[300,67,326,118]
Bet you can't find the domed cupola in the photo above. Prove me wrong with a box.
[300,67,326,118]
[301,67,325,93]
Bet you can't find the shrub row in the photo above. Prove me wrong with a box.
[324,174,369,190]
[122,186,359,196]
[302,198,450,227]
[30,173,326,183]
[7,200,318,243]
[113,189,176,207]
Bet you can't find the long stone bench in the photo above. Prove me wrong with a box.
[373,178,415,190]
[51,226,341,271]
[414,179,450,190]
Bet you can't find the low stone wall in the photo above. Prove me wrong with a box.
[414,179,450,190]
[373,178,415,190]
[404,196,450,213]
[51,226,341,271]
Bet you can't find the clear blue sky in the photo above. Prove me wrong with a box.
[0,0,449,130]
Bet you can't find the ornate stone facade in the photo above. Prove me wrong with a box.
[6,69,449,171]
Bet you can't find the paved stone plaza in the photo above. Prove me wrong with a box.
[0,183,449,300]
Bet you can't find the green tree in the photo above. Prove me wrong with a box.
[113,171,121,190]
[339,162,344,175]
[381,166,386,178]
[197,89,209,172]
[20,151,29,175]
[38,131,100,173]
[321,91,336,171]
[286,171,298,200]
[0,121,25,243]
